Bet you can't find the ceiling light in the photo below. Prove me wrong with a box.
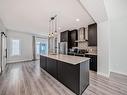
[58,27,61,30]
[76,19,80,22]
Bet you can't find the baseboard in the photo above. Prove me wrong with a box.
[7,59,33,64]
[97,72,110,77]
[110,70,127,76]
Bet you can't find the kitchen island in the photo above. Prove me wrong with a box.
[40,54,90,95]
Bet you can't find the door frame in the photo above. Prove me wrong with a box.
[1,32,7,73]
[35,38,48,60]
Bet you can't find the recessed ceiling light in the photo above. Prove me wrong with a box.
[58,27,61,30]
[76,19,80,22]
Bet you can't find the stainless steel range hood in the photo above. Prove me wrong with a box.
[75,27,88,43]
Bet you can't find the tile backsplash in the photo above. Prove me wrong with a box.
[78,42,97,53]
[78,42,88,49]
[88,46,97,53]
[77,27,97,54]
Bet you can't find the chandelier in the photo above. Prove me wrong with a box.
[48,15,58,38]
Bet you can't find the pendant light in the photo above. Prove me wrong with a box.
[48,21,51,38]
[48,15,57,38]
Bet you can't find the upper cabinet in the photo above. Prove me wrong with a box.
[88,23,97,46]
[69,29,78,48]
[70,29,78,42]
[60,30,78,49]
[60,23,98,48]
[60,30,69,42]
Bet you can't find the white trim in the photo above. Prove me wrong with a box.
[7,59,33,64]
[97,72,110,77]
[110,70,127,76]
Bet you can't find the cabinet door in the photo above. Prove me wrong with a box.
[58,61,79,94]
[88,23,97,46]
[69,30,78,48]
[60,32,64,42]
[71,30,78,41]
[64,31,68,42]
[40,56,47,70]
[85,55,97,71]
[60,31,68,42]
[47,58,58,79]
[91,55,97,71]
[57,61,62,82]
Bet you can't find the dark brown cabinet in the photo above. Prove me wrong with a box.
[40,55,89,95]
[85,54,97,71]
[40,56,47,71]
[60,30,69,42]
[60,29,78,49]
[57,61,79,94]
[47,58,58,79]
[69,29,78,48]
[88,23,97,46]
[57,60,89,95]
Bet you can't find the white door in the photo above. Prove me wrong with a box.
[1,32,7,72]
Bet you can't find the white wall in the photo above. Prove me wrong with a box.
[96,0,127,76]
[105,0,127,75]
[7,30,33,63]
[110,18,127,75]
[0,18,6,32]
[97,21,110,76]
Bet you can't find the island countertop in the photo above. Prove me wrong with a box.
[41,54,90,65]
[40,54,90,94]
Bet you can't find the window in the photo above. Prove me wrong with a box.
[36,42,40,55]
[36,41,47,55]
[40,43,47,54]
[11,39,20,56]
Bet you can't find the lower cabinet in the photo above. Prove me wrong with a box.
[57,61,79,94]
[40,56,47,71]
[85,54,97,71]
[47,58,58,79]
[57,61,89,94]
[40,55,89,95]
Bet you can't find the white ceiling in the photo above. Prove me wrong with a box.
[0,0,94,35]
[80,0,108,23]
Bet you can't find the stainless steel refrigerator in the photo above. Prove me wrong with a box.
[58,42,68,55]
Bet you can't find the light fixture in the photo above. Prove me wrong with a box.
[76,18,80,22]
[48,15,58,38]
[48,33,51,37]
[58,27,61,30]
[51,32,54,37]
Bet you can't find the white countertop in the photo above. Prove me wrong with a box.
[85,53,97,56]
[41,54,90,65]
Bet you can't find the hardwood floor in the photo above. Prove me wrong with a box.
[0,61,127,95]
